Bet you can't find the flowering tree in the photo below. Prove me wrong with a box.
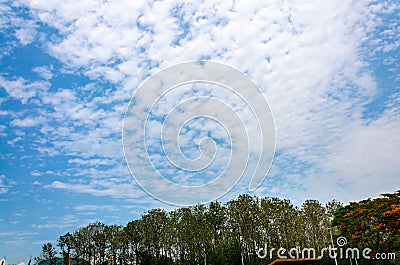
[332,190,400,260]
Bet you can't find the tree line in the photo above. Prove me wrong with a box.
[38,191,399,265]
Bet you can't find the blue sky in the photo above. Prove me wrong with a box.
[0,0,399,263]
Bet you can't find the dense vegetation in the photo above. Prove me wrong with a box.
[333,190,400,264]
[37,191,399,265]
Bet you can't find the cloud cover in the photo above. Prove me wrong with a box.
[16,0,397,201]
[0,0,399,261]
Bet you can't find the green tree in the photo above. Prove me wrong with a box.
[262,198,299,251]
[58,232,74,265]
[301,199,330,251]
[41,243,57,265]
[122,219,143,265]
[226,194,261,264]
[105,225,123,265]
[205,201,227,264]
[44,193,400,265]
[140,208,168,264]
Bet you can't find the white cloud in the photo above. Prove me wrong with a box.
[68,158,115,166]
[0,76,49,104]
[75,204,124,212]
[2,0,396,205]
[7,136,22,146]
[11,117,45,127]
[30,170,54,177]
[31,214,92,230]
[32,65,54,80]
[0,175,15,194]
[0,230,38,239]
[47,177,165,210]
[0,124,7,137]
[320,104,400,201]
[14,27,36,45]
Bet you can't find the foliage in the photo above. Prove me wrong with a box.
[332,190,400,264]
[37,192,399,264]
[40,243,57,265]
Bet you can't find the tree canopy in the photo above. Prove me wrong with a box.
[332,190,400,264]
[37,191,400,265]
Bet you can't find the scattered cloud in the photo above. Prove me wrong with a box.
[0,230,38,240]
[0,0,394,205]
[0,175,16,194]
[14,27,36,45]
[0,76,49,104]
[75,204,123,212]
[0,0,399,261]
[32,65,54,80]
[32,214,89,230]
[11,117,45,127]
